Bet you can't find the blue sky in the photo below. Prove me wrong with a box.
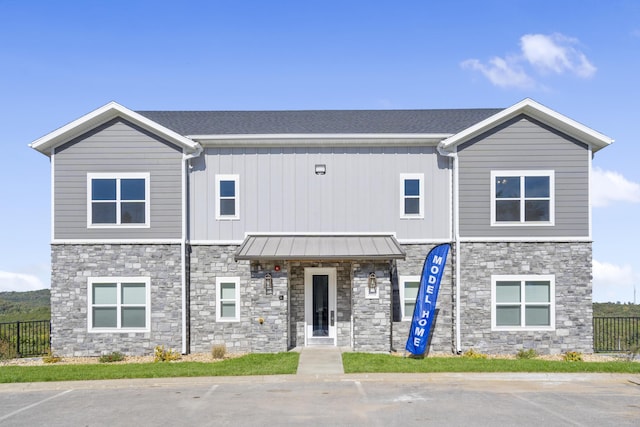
[1,1,639,302]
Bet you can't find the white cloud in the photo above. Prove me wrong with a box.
[520,33,596,78]
[592,167,640,207]
[461,57,534,89]
[0,271,47,292]
[592,260,637,302]
[462,32,596,88]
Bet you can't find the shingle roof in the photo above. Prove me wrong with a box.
[136,108,503,136]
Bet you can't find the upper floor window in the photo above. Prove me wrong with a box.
[87,173,150,228]
[491,274,555,331]
[399,275,420,321]
[491,170,554,226]
[88,277,150,332]
[215,174,239,220]
[400,173,424,219]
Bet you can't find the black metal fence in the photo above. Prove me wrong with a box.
[593,317,640,352]
[0,318,638,356]
[0,320,51,357]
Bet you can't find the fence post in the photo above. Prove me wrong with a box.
[15,321,21,357]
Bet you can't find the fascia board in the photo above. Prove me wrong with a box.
[30,101,200,155]
[438,98,614,153]
[191,133,452,147]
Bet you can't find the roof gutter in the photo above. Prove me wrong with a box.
[190,133,452,148]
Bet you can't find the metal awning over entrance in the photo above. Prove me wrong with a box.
[235,235,406,261]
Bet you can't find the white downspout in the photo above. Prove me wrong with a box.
[181,144,203,354]
[437,144,462,354]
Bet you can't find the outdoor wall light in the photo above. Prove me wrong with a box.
[265,272,273,295]
[315,164,326,175]
[368,272,377,294]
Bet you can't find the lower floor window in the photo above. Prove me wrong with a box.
[88,277,150,332]
[216,277,240,322]
[399,276,420,321]
[492,275,555,330]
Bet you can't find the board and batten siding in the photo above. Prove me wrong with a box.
[189,140,451,241]
[53,119,184,240]
[457,116,590,239]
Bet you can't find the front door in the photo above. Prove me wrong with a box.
[304,268,336,345]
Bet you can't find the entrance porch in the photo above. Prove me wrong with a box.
[236,234,406,351]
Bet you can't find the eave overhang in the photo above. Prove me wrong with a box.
[190,133,452,148]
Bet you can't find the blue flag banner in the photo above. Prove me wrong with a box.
[405,243,450,356]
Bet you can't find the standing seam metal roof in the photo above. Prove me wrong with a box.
[235,235,406,261]
[136,109,503,136]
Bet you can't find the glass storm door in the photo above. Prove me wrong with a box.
[304,268,336,345]
[312,275,329,336]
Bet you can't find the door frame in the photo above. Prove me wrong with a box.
[304,267,337,346]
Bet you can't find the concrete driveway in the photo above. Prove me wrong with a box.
[0,373,639,426]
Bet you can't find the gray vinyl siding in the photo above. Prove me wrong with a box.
[53,119,183,240]
[189,140,451,241]
[457,116,590,238]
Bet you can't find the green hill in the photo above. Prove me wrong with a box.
[593,302,640,317]
[0,289,50,322]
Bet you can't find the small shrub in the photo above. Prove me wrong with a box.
[462,348,487,359]
[211,344,227,360]
[42,350,62,364]
[516,349,538,360]
[99,351,125,363]
[0,339,17,360]
[154,345,181,362]
[563,351,583,362]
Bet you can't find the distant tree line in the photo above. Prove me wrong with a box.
[593,302,640,317]
[0,289,51,323]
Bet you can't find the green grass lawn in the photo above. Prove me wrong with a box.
[0,353,299,383]
[342,353,640,374]
[2,352,639,384]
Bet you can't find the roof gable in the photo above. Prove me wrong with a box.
[30,102,201,156]
[438,98,613,153]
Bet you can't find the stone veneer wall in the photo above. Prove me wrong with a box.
[391,244,454,354]
[189,245,288,353]
[459,242,593,354]
[352,262,392,352]
[50,244,183,357]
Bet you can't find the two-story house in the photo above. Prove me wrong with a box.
[30,99,612,357]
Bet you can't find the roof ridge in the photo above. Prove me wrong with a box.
[136,107,504,113]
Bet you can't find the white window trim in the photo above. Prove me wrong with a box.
[400,173,424,219]
[216,276,240,322]
[87,172,151,228]
[491,274,555,331]
[490,170,555,226]
[215,174,240,220]
[399,275,420,321]
[87,276,151,333]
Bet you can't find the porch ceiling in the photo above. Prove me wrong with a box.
[234,235,406,261]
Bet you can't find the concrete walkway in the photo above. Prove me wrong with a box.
[296,346,344,375]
